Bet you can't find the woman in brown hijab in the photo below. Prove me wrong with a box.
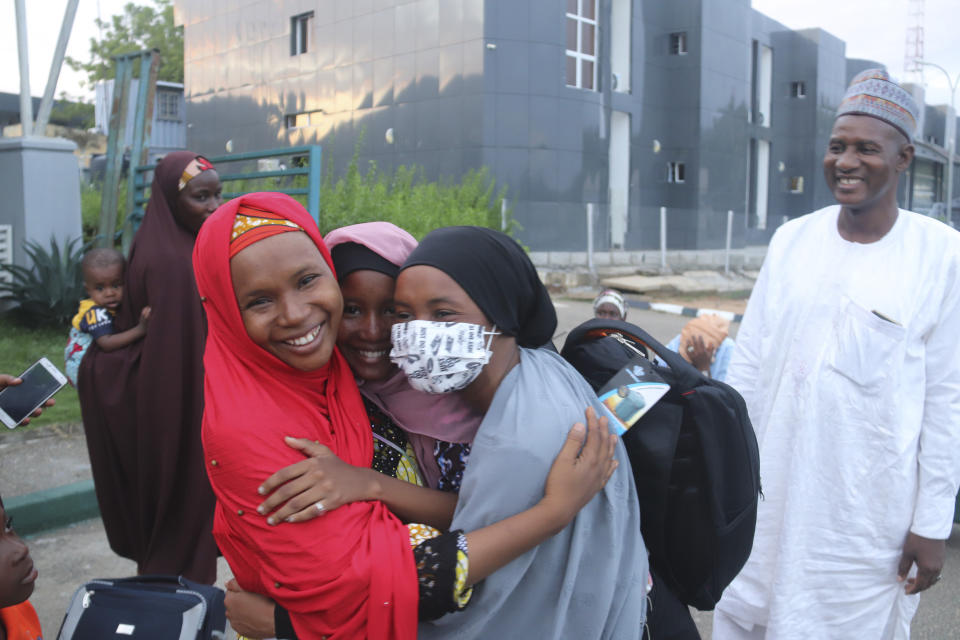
[78,151,223,583]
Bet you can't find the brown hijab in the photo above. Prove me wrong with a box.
[77,151,218,582]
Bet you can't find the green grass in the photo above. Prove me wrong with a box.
[0,313,81,431]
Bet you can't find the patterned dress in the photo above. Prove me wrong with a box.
[274,399,471,638]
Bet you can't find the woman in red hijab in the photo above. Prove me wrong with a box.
[194,192,617,639]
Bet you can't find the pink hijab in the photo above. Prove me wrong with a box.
[324,222,483,489]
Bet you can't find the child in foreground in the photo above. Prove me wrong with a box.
[0,374,45,640]
[64,248,151,386]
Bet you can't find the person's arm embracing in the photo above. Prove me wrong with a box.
[898,250,960,594]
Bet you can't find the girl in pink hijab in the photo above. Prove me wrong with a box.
[323,222,482,490]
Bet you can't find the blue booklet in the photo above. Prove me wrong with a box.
[596,355,670,436]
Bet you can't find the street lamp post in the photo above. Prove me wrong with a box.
[918,61,960,225]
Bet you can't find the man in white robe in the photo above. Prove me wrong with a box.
[713,69,960,639]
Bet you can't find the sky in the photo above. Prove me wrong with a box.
[0,0,131,101]
[753,0,958,106]
[0,0,957,107]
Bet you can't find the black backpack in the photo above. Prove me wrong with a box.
[561,318,760,610]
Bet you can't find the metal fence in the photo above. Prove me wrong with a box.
[124,145,322,250]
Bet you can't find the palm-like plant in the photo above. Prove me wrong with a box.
[0,236,86,327]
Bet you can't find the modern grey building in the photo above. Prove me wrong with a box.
[174,0,960,250]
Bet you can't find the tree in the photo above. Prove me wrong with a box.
[66,0,183,87]
[49,92,95,129]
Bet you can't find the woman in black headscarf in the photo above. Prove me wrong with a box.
[392,226,649,639]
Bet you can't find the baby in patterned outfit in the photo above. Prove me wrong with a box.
[64,248,151,386]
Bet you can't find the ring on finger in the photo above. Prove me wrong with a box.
[315,500,325,514]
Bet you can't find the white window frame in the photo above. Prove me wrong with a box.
[290,12,313,56]
[667,161,686,184]
[757,44,773,127]
[285,109,324,129]
[790,81,806,98]
[565,0,599,91]
[0,225,11,286]
[670,32,687,55]
[156,91,181,121]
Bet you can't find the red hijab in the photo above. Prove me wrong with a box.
[193,192,417,639]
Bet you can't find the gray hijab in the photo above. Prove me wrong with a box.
[418,348,649,639]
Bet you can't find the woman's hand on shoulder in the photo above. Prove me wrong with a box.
[224,579,276,639]
[540,407,618,531]
[256,436,381,524]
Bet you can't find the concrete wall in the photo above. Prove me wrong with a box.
[178,0,488,173]
[0,138,83,269]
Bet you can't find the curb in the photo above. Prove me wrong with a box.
[627,299,744,323]
[6,480,100,537]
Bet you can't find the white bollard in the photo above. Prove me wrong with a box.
[586,203,596,277]
[725,209,734,275]
[660,206,667,270]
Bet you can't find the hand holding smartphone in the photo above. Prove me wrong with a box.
[0,357,68,429]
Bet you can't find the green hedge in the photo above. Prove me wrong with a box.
[83,149,512,246]
[318,154,512,238]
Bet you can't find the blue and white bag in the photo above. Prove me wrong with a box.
[56,575,226,640]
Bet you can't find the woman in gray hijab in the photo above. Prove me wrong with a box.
[393,226,648,639]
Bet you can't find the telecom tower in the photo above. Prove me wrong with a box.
[904,0,925,84]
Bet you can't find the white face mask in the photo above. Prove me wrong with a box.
[390,320,500,394]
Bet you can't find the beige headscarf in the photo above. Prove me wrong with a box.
[679,314,730,363]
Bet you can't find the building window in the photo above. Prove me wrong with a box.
[156,91,180,121]
[669,32,687,55]
[751,42,773,127]
[285,110,324,129]
[667,162,685,184]
[565,0,598,91]
[789,176,804,193]
[790,81,806,98]
[290,12,313,56]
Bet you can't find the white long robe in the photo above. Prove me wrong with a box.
[715,206,960,639]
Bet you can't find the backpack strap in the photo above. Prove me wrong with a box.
[563,318,703,391]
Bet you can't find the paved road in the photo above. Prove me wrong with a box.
[10,298,960,638]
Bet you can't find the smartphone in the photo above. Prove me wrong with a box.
[0,357,68,429]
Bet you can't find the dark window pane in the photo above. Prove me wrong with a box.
[566,18,578,51]
[582,23,595,55]
[567,0,578,15]
[290,17,297,55]
[582,59,594,90]
[670,32,687,55]
[566,55,578,86]
[583,0,595,20]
